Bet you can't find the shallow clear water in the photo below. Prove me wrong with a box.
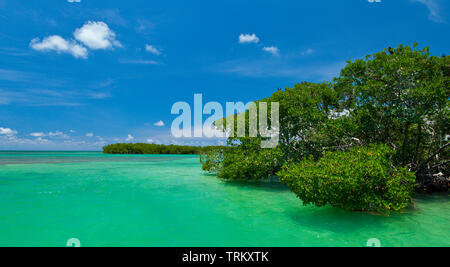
[0,152,448,247]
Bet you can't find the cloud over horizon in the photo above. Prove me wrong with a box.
[30,131,69,138]
[0,127,18,136]
[125,134,134,142]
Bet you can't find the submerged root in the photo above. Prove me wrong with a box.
[416,172,449,193]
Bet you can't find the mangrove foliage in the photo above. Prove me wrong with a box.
[201,44,449,212]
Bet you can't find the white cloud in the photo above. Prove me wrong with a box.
[368,0,382,3]
[0,127,17,136]
[239,33,260,44]
[67,0,81,2]
[125,134,134,142]
[30,132,45,137]
[411,0,443,23]
[262,46,280,56]
[145,44,161,55]
[86,132,94,137]
[30,35,88,59]
[48,131,69,138]
[30,131,69,138]
[74,21,122,50]
[147,139,154,143]
[30,22,123,59]
[154,120,165,127]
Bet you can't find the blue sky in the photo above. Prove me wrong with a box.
[0,0,448,150]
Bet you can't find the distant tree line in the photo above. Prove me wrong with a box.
[103,143,225,155]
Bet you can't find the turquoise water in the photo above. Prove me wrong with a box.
[0,152,448,247]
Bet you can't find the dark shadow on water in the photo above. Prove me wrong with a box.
[200,172,449,233]
[221,179,290,192]
[401,192,450,213]
[201,173,218,177]
[285,204,390,233]
[285,193,450,233]
[413,192,449,203]
[201,172,290,192]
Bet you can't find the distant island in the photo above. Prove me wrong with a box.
[103,143,223,155]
